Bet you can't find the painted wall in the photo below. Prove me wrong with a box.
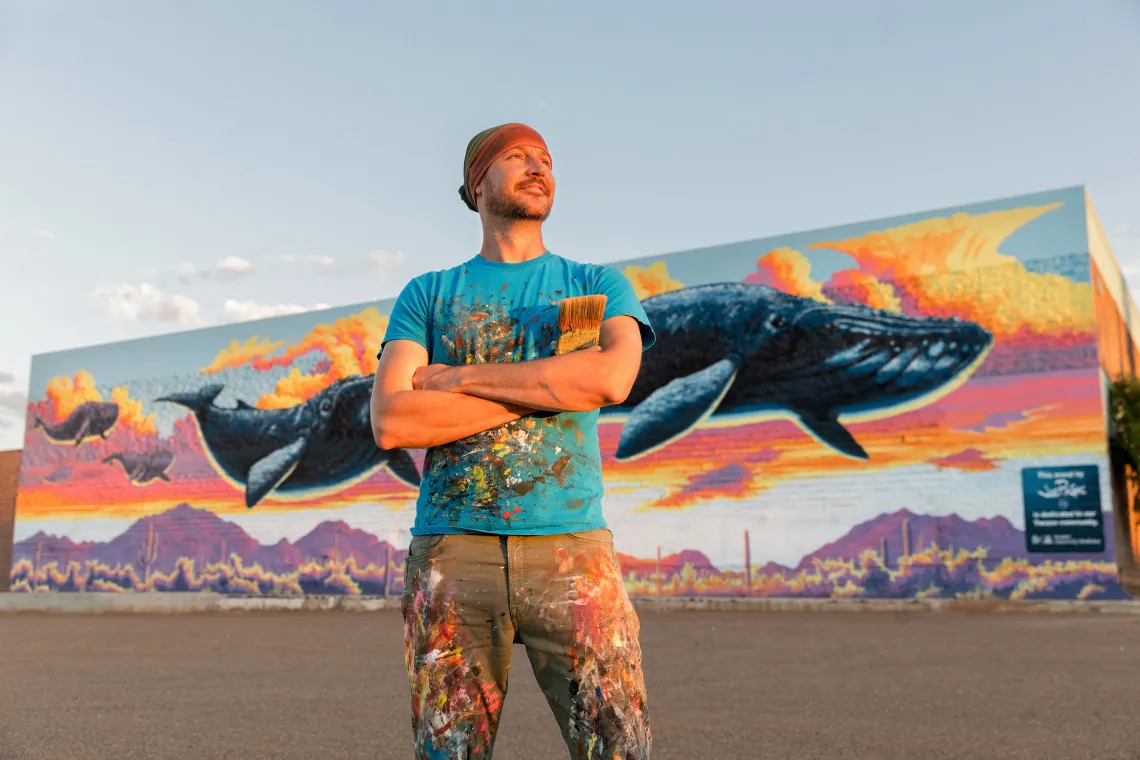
[8,185,1130,600]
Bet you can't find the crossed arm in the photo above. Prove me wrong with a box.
[369,316,644,451]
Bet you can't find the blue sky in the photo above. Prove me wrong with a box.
[1,0,1138,449]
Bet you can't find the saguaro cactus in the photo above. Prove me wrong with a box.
[383,543,393,598]
[33,539,43,590]
[137,522,159,587]
[744,530,752,596]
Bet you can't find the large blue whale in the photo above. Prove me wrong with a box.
[601,282,994,461]
[157,374,420,508]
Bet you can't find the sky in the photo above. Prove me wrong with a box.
[1,0,1138,451]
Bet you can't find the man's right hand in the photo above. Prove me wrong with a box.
[370,340,535,451]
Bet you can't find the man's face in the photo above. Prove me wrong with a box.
[477,145,555,221]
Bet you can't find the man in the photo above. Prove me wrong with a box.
[370,122,656,759]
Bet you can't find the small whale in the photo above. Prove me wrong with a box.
[103,449,175,485]
[33,401,119,446]
[603,282,994,461]
[41,465,74,484]
[157,374,421,508]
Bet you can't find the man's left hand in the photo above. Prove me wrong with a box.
[412,364,462,392]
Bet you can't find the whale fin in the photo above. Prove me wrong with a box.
[246,437,308,508]
[615,358,739,461]
[793,408,868,460]
[156,384,225,413]
[73,417,91,446]
[235,399,254,410]
[384,448,422,488]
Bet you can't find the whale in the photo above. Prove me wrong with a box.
[601,282,994,461]
[103,449,175,485]
[33,401,119,446]
[157,374,421,508]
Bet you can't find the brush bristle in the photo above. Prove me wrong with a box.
[558,295,607,332]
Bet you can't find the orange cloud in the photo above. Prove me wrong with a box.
[810,203,1063,278]
[824,269,902,312]
[45,371,102,421]
[257,368,337,410]
[195,307,391,409]
[43,371,156,436]
[745,247,831,302]
[808,203,1094,339]
[623,261,684,299]
[110,387,157,436]
[202,337,286,374]
[928,448,1001,472]
[254,307,389,408]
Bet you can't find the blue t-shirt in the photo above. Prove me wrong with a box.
[380,250,656,536]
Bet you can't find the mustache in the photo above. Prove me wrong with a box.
[516,178,549,194]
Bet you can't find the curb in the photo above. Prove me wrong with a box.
[2,592,1139,615]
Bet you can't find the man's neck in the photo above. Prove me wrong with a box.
[478,219,547,264]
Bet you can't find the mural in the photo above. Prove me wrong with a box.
[8,185,1132,600]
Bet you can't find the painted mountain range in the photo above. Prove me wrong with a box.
[796,507,1115,569]
[12,503,407,575]
[11,503,1116,584]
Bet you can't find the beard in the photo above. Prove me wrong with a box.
[481,179,553,221]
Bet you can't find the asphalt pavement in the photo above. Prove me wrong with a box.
[1,608,1138,759]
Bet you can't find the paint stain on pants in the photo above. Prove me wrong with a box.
[400,530,651,759]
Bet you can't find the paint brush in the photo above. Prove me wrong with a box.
[556,294,607,354]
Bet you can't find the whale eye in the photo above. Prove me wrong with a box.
[768,314,787,330]
[320,398,333,415]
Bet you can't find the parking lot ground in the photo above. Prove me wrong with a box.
[1,608,1138,759]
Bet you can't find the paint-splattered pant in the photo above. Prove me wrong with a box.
[400,529,652,759]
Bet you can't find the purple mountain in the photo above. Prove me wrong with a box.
[11,503,408,575]
[796,507,1114,569]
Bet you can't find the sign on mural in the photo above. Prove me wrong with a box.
[1021,465,1106,553]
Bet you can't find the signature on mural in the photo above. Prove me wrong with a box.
[1037,479,1089,500]
[601,282,994,461]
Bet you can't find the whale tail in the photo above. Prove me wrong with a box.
[384,447,422,488]
[32,417,44,430]
[156,384,225,414]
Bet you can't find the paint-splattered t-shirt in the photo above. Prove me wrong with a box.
[381,250,655,536]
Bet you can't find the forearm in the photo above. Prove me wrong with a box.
[450,347,627,413]
[373,389,531,450]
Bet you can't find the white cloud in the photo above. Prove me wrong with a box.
[265,253,337,269]
[175,256,256,282]
[216,255,255,278]
[369,249,405,269]
[0,388,25,414]
[91,283,202,325]
[0,370,25,422]
[220,299,331,324]
[35,229,55,240]
[176,263,200,283]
